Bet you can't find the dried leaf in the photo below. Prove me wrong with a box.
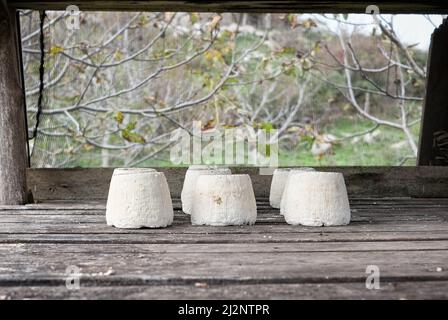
[287,14,298,29]
[202,119,216,131]
[164,12,174,22]
[83,143,94,151]
[210,14,222,31]
[302,18,317,29]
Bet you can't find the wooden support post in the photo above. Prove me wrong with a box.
[0,5,28,204]
[418,19,448,165]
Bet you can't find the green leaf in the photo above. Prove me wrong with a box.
[49,45,65,55]
[260,122,274,132]
[224,77,239,85]
[114,49,124,61]
[283,65,297,77]
[125,121,136,131]
[138,15,149,27]
[190,12,199,24]
[122,129,145,144]
[281,47,297,55]
[114,111,124,124]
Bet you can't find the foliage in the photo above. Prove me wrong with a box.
[20,12,435,167]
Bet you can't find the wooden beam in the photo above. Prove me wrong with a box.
[26,167,448,201]
[0,5,28,205]
[418,19,448,165]
[6,0,448,14]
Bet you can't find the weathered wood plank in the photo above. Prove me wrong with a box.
[0,212,447,234]
[0,249,446,285]
[26,167,448,201]
[0,6,28,205]
[4,197,448,211]
[2,222,448,234]
[0,199,446,243]
[2,241,448,254]
[2,231,448,244]
[0,199,446,300]
[1,210,446,221]
[2,202,448,213]
[3,206,447,215]
[418,19,448,165]
[2,281,448,300]
[0,211,446,224]
[1,202,447,218]
[6,0,448,14]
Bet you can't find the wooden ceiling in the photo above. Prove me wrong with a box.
[6,0,448,14]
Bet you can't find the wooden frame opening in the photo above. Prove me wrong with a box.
[1,0,448,204]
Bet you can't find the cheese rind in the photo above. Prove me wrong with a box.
[181,166,231,214]
[283,171,351,226]
[106,169,173,228]
[277,167,315,214]
[269,168,292,209]
[191,174,257,226]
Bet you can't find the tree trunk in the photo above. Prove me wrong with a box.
[0,7,28,204]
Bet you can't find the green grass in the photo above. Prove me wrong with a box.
[138,118,418,167]
[279,118,418,166]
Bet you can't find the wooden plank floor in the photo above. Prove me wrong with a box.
[0,198,447,299]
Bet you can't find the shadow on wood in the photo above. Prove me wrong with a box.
[27,166,448,201]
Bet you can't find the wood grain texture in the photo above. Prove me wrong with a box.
[0,198,447,299]
[2,281,448,300]
[0,245,447,284]
[6,0,448,14]
[0,7,28,205]
[27,167,448,201]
